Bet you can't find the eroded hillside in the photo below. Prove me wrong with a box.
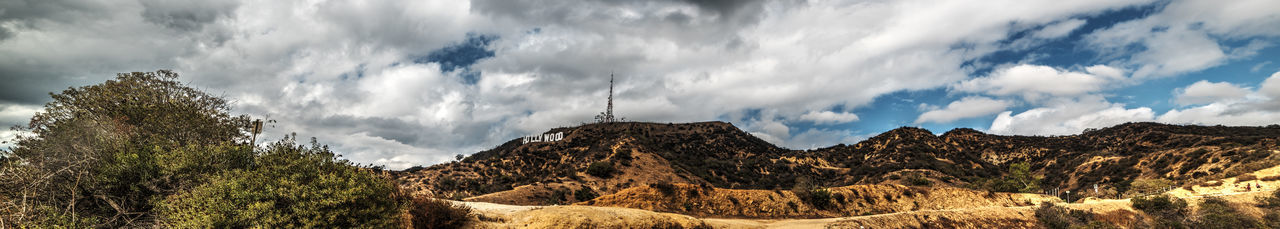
[395,121,1280,218]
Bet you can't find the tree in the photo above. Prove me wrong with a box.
[985,162,1042,193]
[1008,162,1042,193]
[0,70,251,227]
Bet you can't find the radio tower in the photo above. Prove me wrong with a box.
[596,73,616,123]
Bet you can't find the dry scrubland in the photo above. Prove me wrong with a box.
[433,163,1280,228]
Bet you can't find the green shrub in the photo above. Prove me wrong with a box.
[1131,195,1186,216]
[1034,202,1092,229]
[791,177,834,210]
[1131,194,1188,227]
[1194,197,1261,229]
[586,161,617,178]
[907,173,932,186]
[1258,188,1280,209]
[409,196,471,229]
[156,137,405,228]
[574,187,599,201]
[650,182,677,196]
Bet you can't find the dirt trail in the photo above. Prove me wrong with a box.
[453,187,1280,229]
[454,164,1280,228]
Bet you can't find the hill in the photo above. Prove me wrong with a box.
[394,121,837,204]
[394,121,1280,217]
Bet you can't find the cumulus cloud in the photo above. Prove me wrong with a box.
[1085,0,1280,79]
[990,71,1280,136]
[798,111,860,124]
[1158,71,1280,126]
[988,97,1155,136]
[1174,80,1250,105]
[0,104,41,150]
[4,0,1235,169]
[953,64,1121,102]
[915,96,1011,124]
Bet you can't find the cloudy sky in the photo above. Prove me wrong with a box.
[2,0,1279,169]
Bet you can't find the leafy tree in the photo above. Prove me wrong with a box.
[0,70,251,227]
[984,162,1042,193]
[156,136,405,228]
[1008,162,1041,193]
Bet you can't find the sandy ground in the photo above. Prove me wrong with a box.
[452,163,1280,228]
[453,185,1280,229]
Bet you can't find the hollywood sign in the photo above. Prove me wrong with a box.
[522,132,564,144]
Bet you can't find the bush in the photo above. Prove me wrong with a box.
[650,182,677,196]
[1125,178,1175,196]
[1131,194,1187,227]
[409,196,472,229]
[792,177,834,210]
[574,187,599,201]
[586,161,617,178]
[1194,197,1261,229]
[1237,174,1259,182]
[1131,195,1186,216]
[1259,188,1280,209]
[1034,202,1093,229]
[906,173,932,186]
[156,137,405,228]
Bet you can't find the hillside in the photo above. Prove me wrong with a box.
[395,121,1280,217]
[394,121,837,204]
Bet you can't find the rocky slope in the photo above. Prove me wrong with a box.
[395,121,1280,215]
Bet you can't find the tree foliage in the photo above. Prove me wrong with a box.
[0,70,415,228]
[0,71,251,226]
[156,136,405,228]
[984,162,1042,193]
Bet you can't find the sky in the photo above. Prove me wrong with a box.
[2,0,1280,169]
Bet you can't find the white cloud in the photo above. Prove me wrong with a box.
[915,96,1011,124]
[953,64,1119,102]
[988,97,1155,136]
[0,0,1180,168]
[1084,0,1280,79]
[0,104,42,126]
[1159,71,1280,125]
[798,110,860,124]
[1032,19,1086,39]
[1262,71,1280,98]
[990,70,1280,136]
[1175,80,1250,105]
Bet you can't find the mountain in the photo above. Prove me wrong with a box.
[394,121,1280,208]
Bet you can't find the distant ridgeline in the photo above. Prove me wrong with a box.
[522,132,564,144]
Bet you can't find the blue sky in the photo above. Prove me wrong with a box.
[2,0,1279,169]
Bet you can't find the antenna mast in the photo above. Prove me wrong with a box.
[595,72,618,123]
[606,73,614,122]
